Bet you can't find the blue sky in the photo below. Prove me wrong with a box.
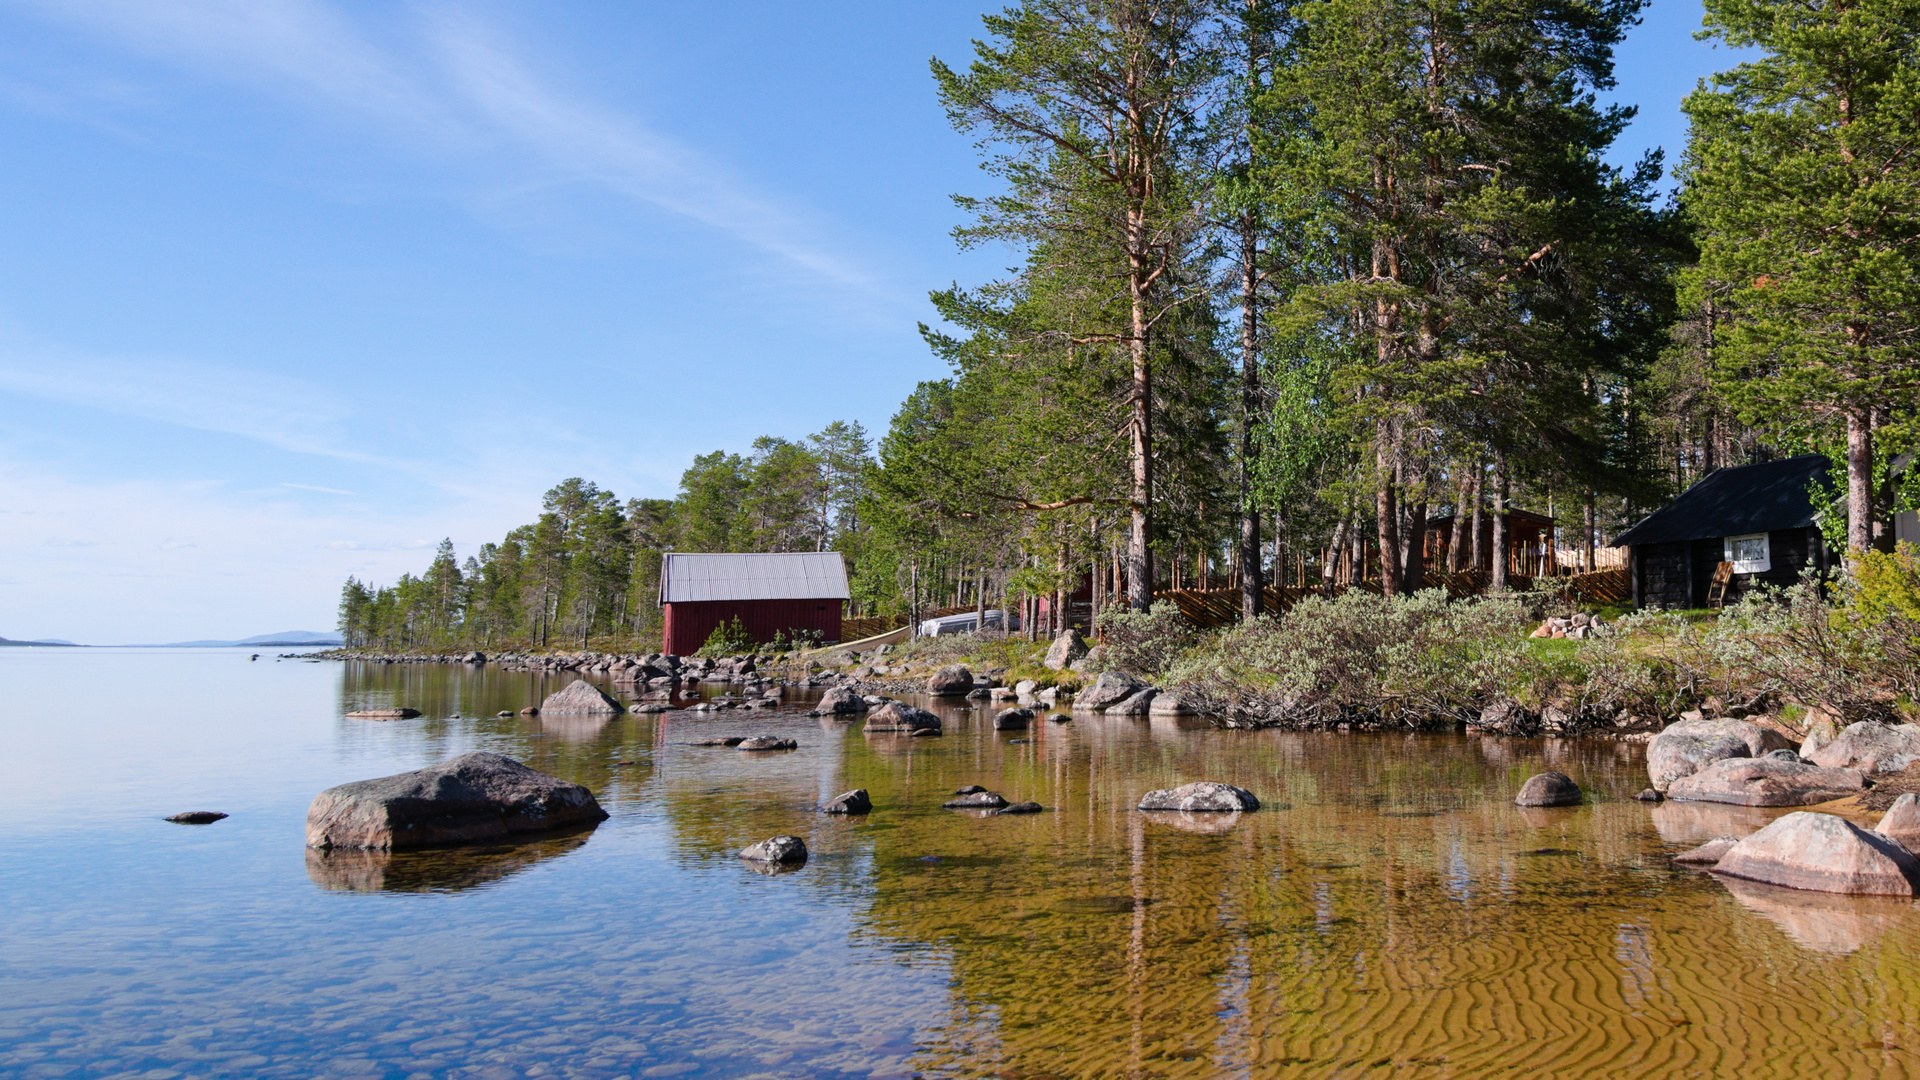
[0,0,1734,643]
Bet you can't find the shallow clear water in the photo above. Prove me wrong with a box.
[3,648,1919,1079]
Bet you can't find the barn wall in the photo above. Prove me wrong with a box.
[662,598,844,655]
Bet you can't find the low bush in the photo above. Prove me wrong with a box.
[1095,600,1200,679]
[694,616,754,658]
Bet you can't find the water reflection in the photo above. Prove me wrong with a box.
[1716,875,1920,955]
[305,828,597,893]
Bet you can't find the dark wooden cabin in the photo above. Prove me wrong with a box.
[1423,509,1556,578]
[659,552,848,655]
[1611,455,1835,610]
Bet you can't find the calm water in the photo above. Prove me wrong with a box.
[3,648,1919,1079]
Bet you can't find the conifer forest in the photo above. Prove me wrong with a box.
[339,0,1920,652]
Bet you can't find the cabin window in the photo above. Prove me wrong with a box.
[1724,532,1771,574]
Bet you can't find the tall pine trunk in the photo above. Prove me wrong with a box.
[1491,450,1511,590]
[1127,208,1155,611]
[1847,407,1872,555]
[1238,210,1264,620]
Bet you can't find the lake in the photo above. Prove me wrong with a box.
[2,647,1917,1078]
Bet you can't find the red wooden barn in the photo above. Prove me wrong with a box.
[659,552,849,655]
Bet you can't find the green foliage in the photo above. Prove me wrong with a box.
[1095,600,1201,680]
[695,616,756,658]
[1845,545,1920,624]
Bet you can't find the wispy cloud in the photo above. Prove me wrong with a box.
[3,0,895,304]
[282,482,356,495]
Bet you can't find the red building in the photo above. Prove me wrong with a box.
[659,552,849,655]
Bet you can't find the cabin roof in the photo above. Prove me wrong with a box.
[659,552,850,604]
[1611,455,1834,547]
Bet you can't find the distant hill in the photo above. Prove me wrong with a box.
[129,631,345,648]
[0,635,81,647]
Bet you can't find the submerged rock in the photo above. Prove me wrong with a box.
[1674,836,1741,865]
[740,835,808,864]
[1666,756,1866,807]
[735,736,798,751]
[953,785,987,795]
[1514,772,1582,807]
[864,702,942,734]
[345,708,421,720]
[538,680,626,715]
[695,736,746,746]
[927,665,975,696]
[1713,812,1920,896]
[305,751,607,850]
[164,811,227,825]
[1806,720,1920,775]
[943,791,1009,810]
[821,788,872,814]
[1138,782,1260,813]
[996,801,1043,815]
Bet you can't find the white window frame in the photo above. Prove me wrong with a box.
[1724,532,1771,574]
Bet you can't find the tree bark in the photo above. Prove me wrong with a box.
[1469,464,1485,574]
[1376,419,1401,595]
[1238,211,1264,620]
[1583,489,1596,572]
[1848,407,1873,556]
[1491,450,1511,590]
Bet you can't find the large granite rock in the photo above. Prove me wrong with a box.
[1043,629,1090,671]
[864,702,942,734]
[1806,721,1920,774]
[1075,670,1146,711]
[927,665,975,696]
[539,679,626,715]
[1105,688,1159,715]
[1713,812,1920,896]
[1514,772,1582,807]
[810,685,869,716]
[1666,756,1867,807]
[1646,717,1789,791]
[305,752,608,850]
[1876,793,1920,852]
[740,835,808,864]
[1138,781,1260,812]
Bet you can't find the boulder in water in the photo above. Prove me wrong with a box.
[345,708,421,720]
[810,685,869,716]
[1666,756,1866,807]
[305,751,607,850]
[821,788,872,814]
[927,665,975,696]
[1138,782,1259,812]
[165,811,227,825]
[736,736,798,751]
[864,702,942,734]
[1514,772,1582,807]
[1075,670,1145,711]
[943,791,1009,809]
[740,835,808,864]
[538,680,626,715]
[992,707,1035,731]
[1712,812,1920,896]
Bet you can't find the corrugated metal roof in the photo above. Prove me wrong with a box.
[659,552,850,604]
[1612,455,1834,547]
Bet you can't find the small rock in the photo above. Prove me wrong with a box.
[943,791,1009,809]
[954,785,987,795]
[740,835,808,864]
[996,801,1043,815]
[993,707,1035,731]
[164,811,227,825]
[1138,782,1259,812]
[1514,772,1582,807]
[909,727,942,738]
[1674,836,1740,865]
[695,737,747,746]
[519,706,540,716]
[495,710,512,718]
[539,680,626,715]
[1014,679,1039,695]
[736,737,798,751]
[821,788,872,814]
[345,708,421,720]
[1633,788,1663,802]
[1048,713,1073,723]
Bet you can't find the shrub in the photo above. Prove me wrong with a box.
[694,616,754,657]
[1095,600,1200,679]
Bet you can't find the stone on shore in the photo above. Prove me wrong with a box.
[1043,629,1090,671]
[943,791,1009,809]
[1646,717,1790,791]
[1514,772,1582,807]
[1876,793,1920,852]
[1712,812,1920,896]
[165,811,227,825]
[305,751,608,850]
[865,702,942,734]
[1666,756,1867,807]
[810,685,869,716]
[462,651,486,664]
[346,708,421,720]
[1138,782,1260,813]
[740,835,808,864]
[1148,693,1196,715]
[538,679,626,715]
[1105,688,1159,716]
[1674,836,1741,865]
[927,665,975,696]
[1075,670,1145,711]
[821,788,872,814]
[993,707,1035,731]
[1806,720,1920,775]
